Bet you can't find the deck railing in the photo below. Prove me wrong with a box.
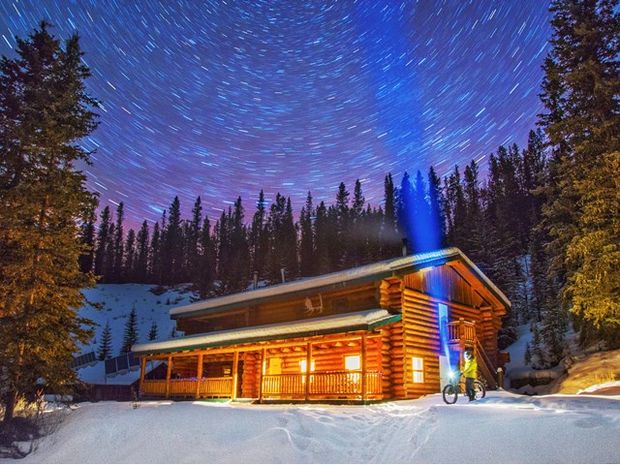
[262,370,382,399]
[448,320,476,345]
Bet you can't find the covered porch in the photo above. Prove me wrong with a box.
[135,309,399,402]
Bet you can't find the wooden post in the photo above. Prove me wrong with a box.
[165,355,172,398]
[195,353,203,399]
[231,351,239,400]
[361,334,367,402]
[258,348,266,403]
[304,342,312,401]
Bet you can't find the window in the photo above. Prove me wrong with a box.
[268,357,282,375]
[412,356,424,383]
[299,359,315,373]
[345,355,361,371]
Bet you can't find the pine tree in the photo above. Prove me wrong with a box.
[299,192,315,276]
[539,0,620,345]
[98,321,113,361]
[427,167,446,247]
[135,221,150,283]
[249,190,267,279]
[188,196,203,280]
[78,199,98,273]
[148,321,159,341]
[113,202,125,282]
[150,221,162,283]
[120,307,139,354]
[0,23,98,422]
[334,182,350,268]
[196,216,215,298]
[314,201,331,275]
[381,173,400,258]
[164,197,182,284]
[124,228,136,282]
[94,206,111,277]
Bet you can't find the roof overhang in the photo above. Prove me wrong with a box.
[132,309,401,356]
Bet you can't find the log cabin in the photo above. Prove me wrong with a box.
[132,247,510,403]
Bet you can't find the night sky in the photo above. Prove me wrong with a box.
[0,1,551,227]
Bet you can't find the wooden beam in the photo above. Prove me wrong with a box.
[231,351,239,400]
[195,353,203,399]
[139,357,146,384]
[165,356,172,398]
[258,348,266,403]
[304,342,312,401]
[144,332,383,359]
[361,334,367,402]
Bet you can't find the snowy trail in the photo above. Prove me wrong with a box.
[3,392,619,464]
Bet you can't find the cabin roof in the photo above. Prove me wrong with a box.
[132,309,401,355]
[170,247,511,320]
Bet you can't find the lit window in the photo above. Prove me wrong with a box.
[412,356,424,383]
[268,357,282,375]
[345,355,361,371]
[299,359,315,373]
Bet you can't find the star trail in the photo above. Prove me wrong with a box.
[0,1,551,227]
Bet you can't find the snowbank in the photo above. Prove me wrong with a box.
[3,391,619,464]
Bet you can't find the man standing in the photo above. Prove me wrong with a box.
[463,349,478,401]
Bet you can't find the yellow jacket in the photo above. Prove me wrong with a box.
[462,357,477,379]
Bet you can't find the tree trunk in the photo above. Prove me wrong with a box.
[2,390,18,424]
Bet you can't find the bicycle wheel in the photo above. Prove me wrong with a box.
[473,380,486,400]
[442,383,458,404]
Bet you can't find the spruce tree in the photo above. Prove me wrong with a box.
[249,190,267,279]
[98,321,113,361]
[148,321,159,341]
[150,221,161,283]
[381,173,400,258]
[135,220,150,283]
[78,200,97,274]
[314,201,331,275]
[539,0,620,345]
[94,206,112,277]
[299,192,315,276]
[121,307,139,354]
[124,228,136,282]
[164,197,182,284]
[196,216,215,298]
[0,23,98,422]
[113,202,125,282]
[427,166,446,247]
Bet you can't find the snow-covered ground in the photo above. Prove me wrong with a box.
[3,392,619,464]
[74,284,196,384]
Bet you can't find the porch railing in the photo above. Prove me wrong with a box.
[261,370,382,399]
[141,377,233,398]
[141,379,167,396]
[198,377,233,397]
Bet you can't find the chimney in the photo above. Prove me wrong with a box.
[402,238,408,257]
[253,271,258,290]
[280,267,286,283]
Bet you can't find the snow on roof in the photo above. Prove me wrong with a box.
[132,309,399,355]
[170,247,510,319]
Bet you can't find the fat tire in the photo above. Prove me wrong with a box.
[473,380,486,400]
[442,384,458,404]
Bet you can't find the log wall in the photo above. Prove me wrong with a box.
[180,282,379,335]
[400,289,441,398]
